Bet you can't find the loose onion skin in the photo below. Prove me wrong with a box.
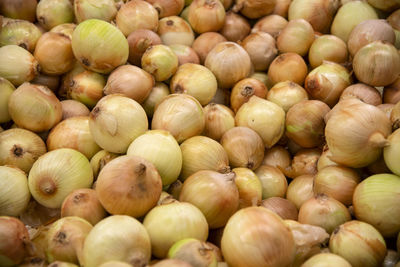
[90,150,119,179]
[340,83,382,106]
[267,52,308,86]
[261,197,298,220]
[127,29,162,66]
[282,148,320,179]
[230,78,268,113]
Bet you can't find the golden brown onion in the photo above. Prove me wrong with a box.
[262,145,291,170]
[147,0,185,18]
[255,165,287,199]
[127,29,162,66]
[219,11,251,42]
[230,78,268,113]
[169,44,200,65]
[267,52,308,86]
[277,19,315,56]
[60,100,90,120]
[232,0,276,19]
[0,0,37,22]
[261,197,298,220]
[191,32,227,64]
[242,32,277,71]
[188,0,226,34]
[202,103,235,141]
[383,77,400,104]
[282,148,321,179]
[340,83,382,106]
[267,81,309,112]
[308,34,348,68]
[251,14,288,39]
[286,174,314,209]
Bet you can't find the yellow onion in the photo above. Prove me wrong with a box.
[152,259,192,267]
[205,42,251,89]
[168,239,217,267]
[50,23,76,39]
[152,94,204,143]
[220,127,264,170]
[267,52,308,86]
[47,116,101,159]
[286,174,314,209]
[179,136,229,180]
[74,0,117,23]
[142,44,179,82]
[261,197,298,220]
[104,65,154,104]
[89,94,148,153]
[219,12,250,42]
[61,189,106,225]
[36,0,74,31]
[0,128,46,173]
[0,0,37,22]
[96,155,162,217]
[391,101,400,130]
[309,35,348,68]
[340,83,382,106]
[127,29,162,66]
[232,0,276,19]
[305,61,352,107]
[325,99,391,168]
[0,216,31,267]
[179,170,239,228]
[169,44,200,65]
[71,19,128,74]
[0,45,39,86]
[0,78,15,123]
[28,148,93,208]
[58,61,86,98]
[353,41,400,87]
[242,32,277,71]
[202,103,235,141]
[191,32,227,64]
[388,10,400,49]
[115,0,158,37]
[251,14,288,39]
[272,0,290,17]
[90,150,119,179]
[384,129,400,176]
[0,19,42,52]
[0,166,30,217]
[329,220,387,267]
[317,145,338,171]
[262,145,291,170]
[255,165,287,199]
[285,100,330,148]
[298,194,351,234]
[60,100,90,120]
[158,16,194,46]
[188,0,225,33]
[127,130,182,186]
[31,73,60,93]
[45,217,92,264]
[367,0,399,12]
[83,215,151,267]
[277,19,315,56]
[230,78,268,113]
[147,0,185,18]
[170,63,217,105]
[301,253,352,267]
[267,81,309,112]
[221,207,296,267]
[235,96,285,148]
[142,82,170,118]
[331,1,378,42]
[8,83,62,132]
[353,173,400,237]
[232,167,262,208]
[383,77,400,104]
[283,148,321,178]
[314,166,360,206]
[143,201,209,258]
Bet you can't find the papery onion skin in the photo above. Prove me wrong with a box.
[261,197,298,220]
[255,165,287,199]
[74,0,117,23]
[61,100,90,120]
[282,148,321,179]
[0,78,15,123]
[267,52,308,86]
[286,174,315,209]
[251,14,288,39]
[340,83,382,106]
[219,11,251,42]
[267,81,309,113]
[230,78,268,113]
[232,167,262,208]
[308,34,348,68]
[127,29,162,66]
[301,253,352,267]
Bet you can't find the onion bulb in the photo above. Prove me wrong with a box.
[308,34,348,68]
[141,44,179,82]
[202,103,235,141]
[191,32,227,64]
[301,253,352,267]
[188,0,226,33]
[267,52,308,86]
[61,100,90,120]
[36,0,74,31]
[0,0,37,22]
[83,215,151,267]
[0,78,15,123]
[262,145,291,170]
[158,16,194,46]
[142,82,170,118]
[168,238,218,267]
[232,167,262,208]
[277,19,315,56]
[383,77,400,104]
[152,259,192,267]
[0,19,42,53]
[340,83,382,106]
[169,45,200,65]
[267,81,309,112]
[74,0,117,23]
[219,12,251,42]
[230,78,268,113]
[242,32,277,71]
[232,0,276,19]
[147,0,185,18]
[261,197,298,220]
[384,129,400,176]
[286,174,314,209]
[251,14,288,39]
[90,150,119,179]
[255,165,287,199]
[127,29,162,66]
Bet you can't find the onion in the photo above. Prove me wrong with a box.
[384,129,400,176]
[191,32,227,64]
[74,0,117,23]
[71,19,128,74]
[267,81,309,112]
[251,14,288,39]
[142,82,170,118]
[152,94,204,143]
[378,104,395,119]
[0,128,46,173]
[221,207,296,267]
[329,220,387,267]
[19,200,60,229]
[50,23,76,39]
[353,173,400,237]
[0,216,30,267]
[285,100,330,148]
[353,41,400,87]
[28,148,93,208]
[157,17,193,46]
[169,44,200,65]
[391,101,400,130]
[127,130,182,186]
[188,0,225,33]
[277,19,315,56]
[232,0,276,19]
[8,83,62,132]
[179,135,229,180]
[83,215,151,267]
[90,150,119,179]
[58,61,86,99]
[202,103,235,141]
[147,0,185,18]
[96,155,162,217]
[170,63,217,105]
[60,100,90,120]
[235,96,285,148]
[301,253,352,267]
[255,165,287,199]
[261,197,298,220]
[308,35,348,68]
[388,9,400,49]
[31,73,60,93]
[167,180,183,200]
[168,238,217,267]
[282,148,321,179]
[104,65,154,104]
[89,94,148,153]
[230,78,268,113]
[267,52,308,86]
[241,32,277,71]
[325,99,391,168]
[127,29,162,66]
[331,1,378,42]
[152,259,192,267]
[220,127,264,170]
[36,0,74,31]
[0,78,15,123]
[143,201,209,258]
[0,19,42,53]
[61,189,106,225]
[232,167,262,208]
[367,0,400,12]
[219,12,251,42]
[141,44,179,82]
[272,0,290,17]
[383,77,400,104]
[179,170,239,228]
[210,88,230,106]
[48,261,79,267]
[0,166,30,216]
[262,145,291,170]
[314,166,360,206]
[286,174,314,209]
[0,45,39,86]
[340,83,382,106]
[0,0,37,22]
